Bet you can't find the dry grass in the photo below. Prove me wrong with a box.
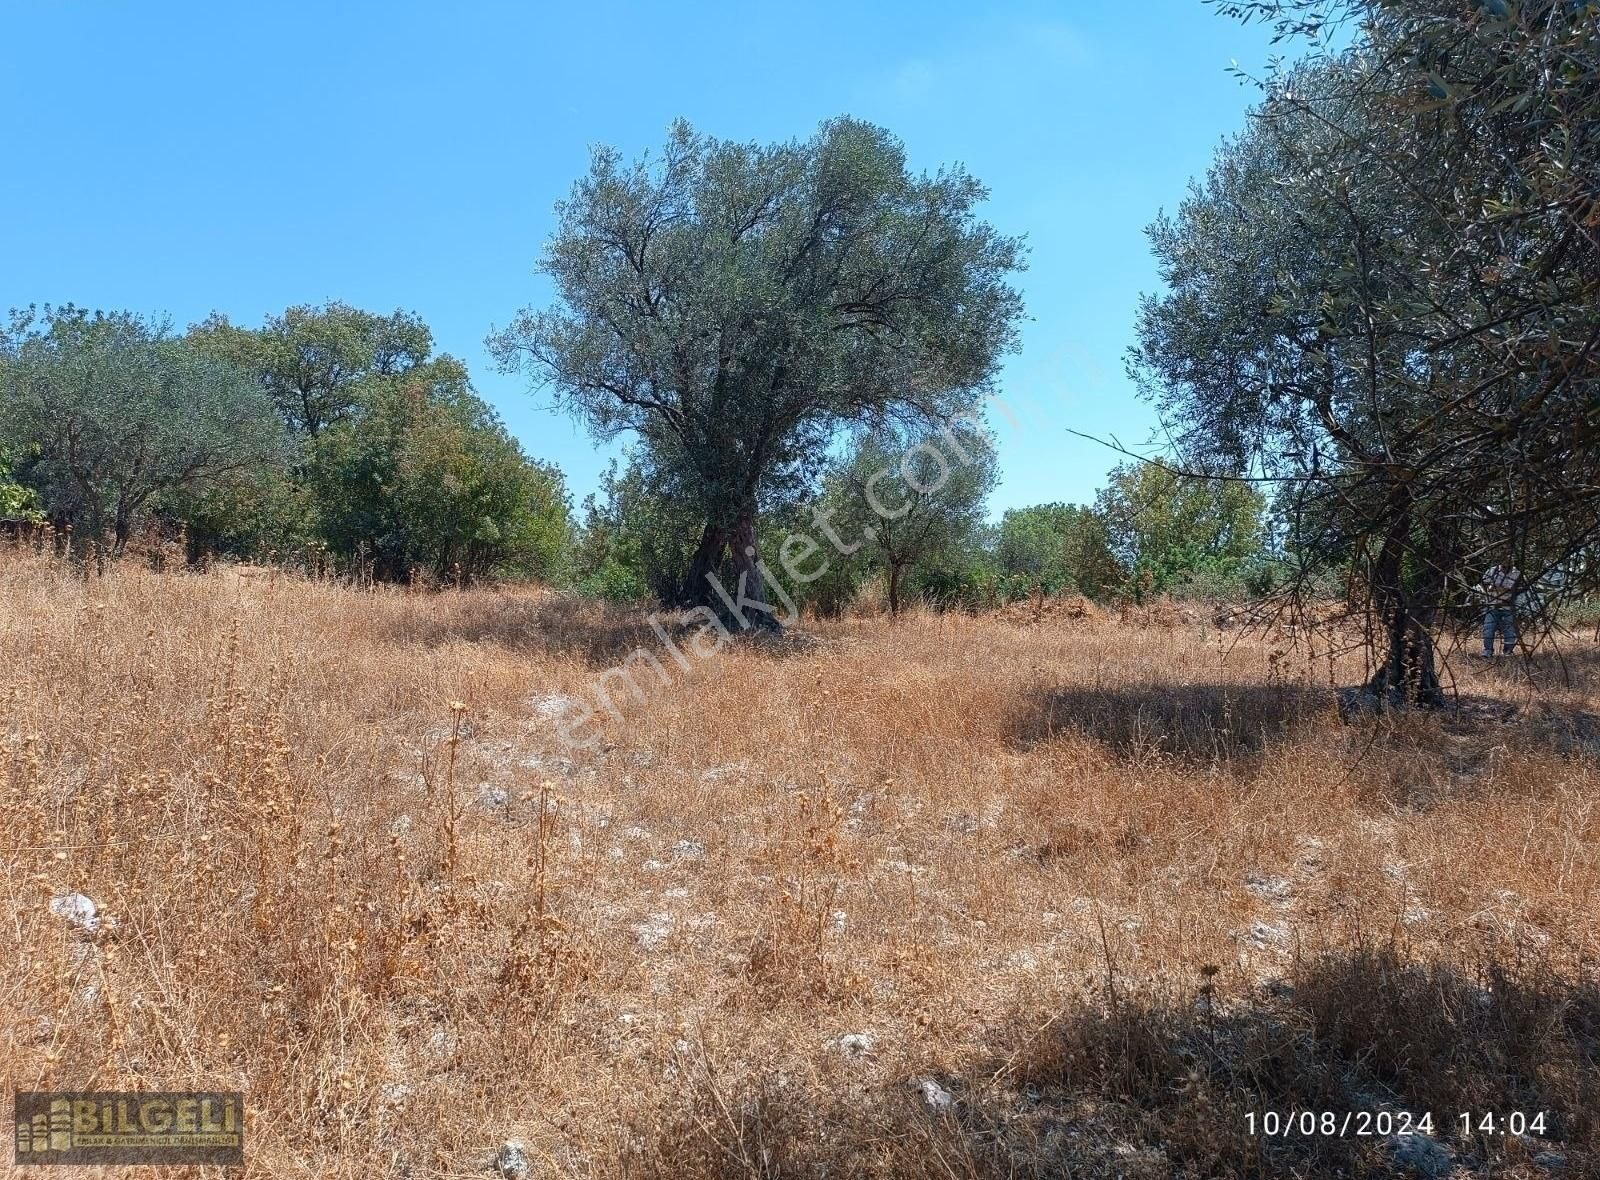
[2,551,1598,1178]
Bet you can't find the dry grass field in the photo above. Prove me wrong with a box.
[3,551,1599,1178]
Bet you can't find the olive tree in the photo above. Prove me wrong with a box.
[489,117,1024,629]
[1134,0,1600,702]
[825,421,997,616]
[1,306,286,553]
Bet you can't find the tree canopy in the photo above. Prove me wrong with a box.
[1,306,286,552]
[191,303,443,440]
[1096,462,1266,595]
[994,503,1119,599]
[183,302,571,583]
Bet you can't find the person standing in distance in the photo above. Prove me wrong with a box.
[1479,554,1521,658]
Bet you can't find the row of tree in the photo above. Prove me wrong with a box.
[0,294,1261,611]
[0,304,569,583]
[10,0,1595,688]
[570,428,1270,615]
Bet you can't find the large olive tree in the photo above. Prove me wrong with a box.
[1134,1,1600,702]
[490,117,1024,629]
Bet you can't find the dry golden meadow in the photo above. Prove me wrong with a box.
[3,550,1599,1178]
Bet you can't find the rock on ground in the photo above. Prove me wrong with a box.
[49,892,100,933]
[493,1139,531,1179]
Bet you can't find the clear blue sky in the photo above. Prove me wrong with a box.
[0,1,1279,516]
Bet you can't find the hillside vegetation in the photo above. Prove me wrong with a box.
[3,552,1597,1177]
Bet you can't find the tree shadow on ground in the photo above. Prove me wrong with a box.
[1012,678,1600,770]
[1011,682,1331,761]
[1438,637,1600,695]
[1382,688,1600,764]
[389,593,819,671]
[645,945,1598,1178]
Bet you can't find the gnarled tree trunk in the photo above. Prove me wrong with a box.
[677,521,728,607]
[677,507,782,634]
[1363,505,1447,708]
[725,505,780,633]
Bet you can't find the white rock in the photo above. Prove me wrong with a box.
[1245,874,1293,903]
[493,1138,532,1179]
[49,893,100,933]
[389,814,412,837]
[634,913,673,950]
[917,1078,956,1112]
[1246,919,1288,949]
[671,838,706,861]
[478,784,511,810]
[529,693,579,720]
[426,1027,457,1059]
[836,1032,875,1057]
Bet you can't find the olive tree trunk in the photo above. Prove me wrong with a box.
[1363,507,1447,708]
[677,507,782,634]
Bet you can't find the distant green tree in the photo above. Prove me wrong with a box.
[994,502,1121,599]
[190,303,438,440]
[825,421,996,616]
[159,466,315,563]
[1094,463,1265,596]
[392,394,570,581]
[569,455,704,602]
[1,306,286,552]
[905,525,1001,611]
[312,383,569,583]
[193,303,570,581]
